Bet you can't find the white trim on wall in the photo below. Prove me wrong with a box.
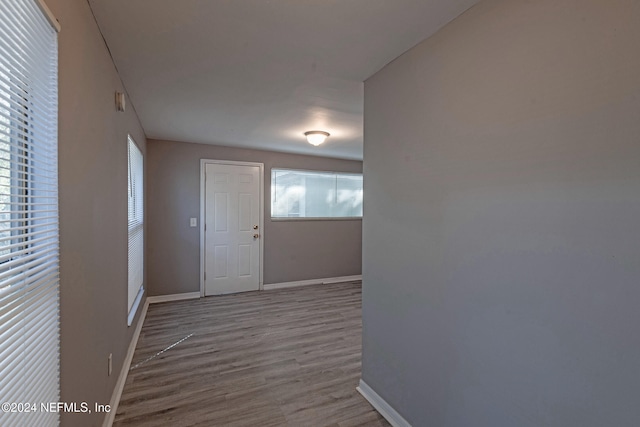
[103,300,150,427]
[127,286,145,326]
[147,292,201,304]
[200,159,265,297]
[263,275,362,290]
[357,380,412,427]
[36,0,61,32]
[104,291,200,426]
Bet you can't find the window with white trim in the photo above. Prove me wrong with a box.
[0,0,60,425]
[127,135,143,325]
[271,169,363,219]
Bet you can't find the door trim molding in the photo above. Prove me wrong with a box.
[200,159,265,297]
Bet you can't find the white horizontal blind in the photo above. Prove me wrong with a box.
[0,0,59,426]
[127,136,143,323]
[271,169,363,218]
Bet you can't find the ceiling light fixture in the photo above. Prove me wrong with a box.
[304,130,330,146]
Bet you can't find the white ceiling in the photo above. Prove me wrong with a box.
[88,0,480,160]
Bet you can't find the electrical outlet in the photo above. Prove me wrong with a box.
[108,353,112,376]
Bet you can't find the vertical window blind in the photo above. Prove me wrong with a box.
[127,136,143,325]
[0,0,60,426]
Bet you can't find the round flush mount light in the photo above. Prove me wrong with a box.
[304,130,330,146]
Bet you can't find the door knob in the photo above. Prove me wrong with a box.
[253,225,259,230]
[253,234,260,239]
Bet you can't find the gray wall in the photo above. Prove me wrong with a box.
[362,0,640,426]
[46,0,147,425]
[147,139,362,296]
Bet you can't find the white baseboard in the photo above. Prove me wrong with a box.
[322,274,362,284]
[263,275,362,290]
[357,379,412,427]
[147,291,201,304]
[103,299,150,427]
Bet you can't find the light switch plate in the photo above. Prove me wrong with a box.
[189,218,197,227]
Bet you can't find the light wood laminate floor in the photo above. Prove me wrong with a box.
[114,281,390,426]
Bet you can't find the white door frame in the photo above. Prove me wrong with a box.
[200,159,264,297]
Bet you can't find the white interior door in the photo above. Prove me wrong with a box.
[204,162,261,295]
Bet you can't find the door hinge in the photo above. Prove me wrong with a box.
[204,271,206,281]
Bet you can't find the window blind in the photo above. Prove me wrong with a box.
[0,0,60,426]
[127,136,143,325]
